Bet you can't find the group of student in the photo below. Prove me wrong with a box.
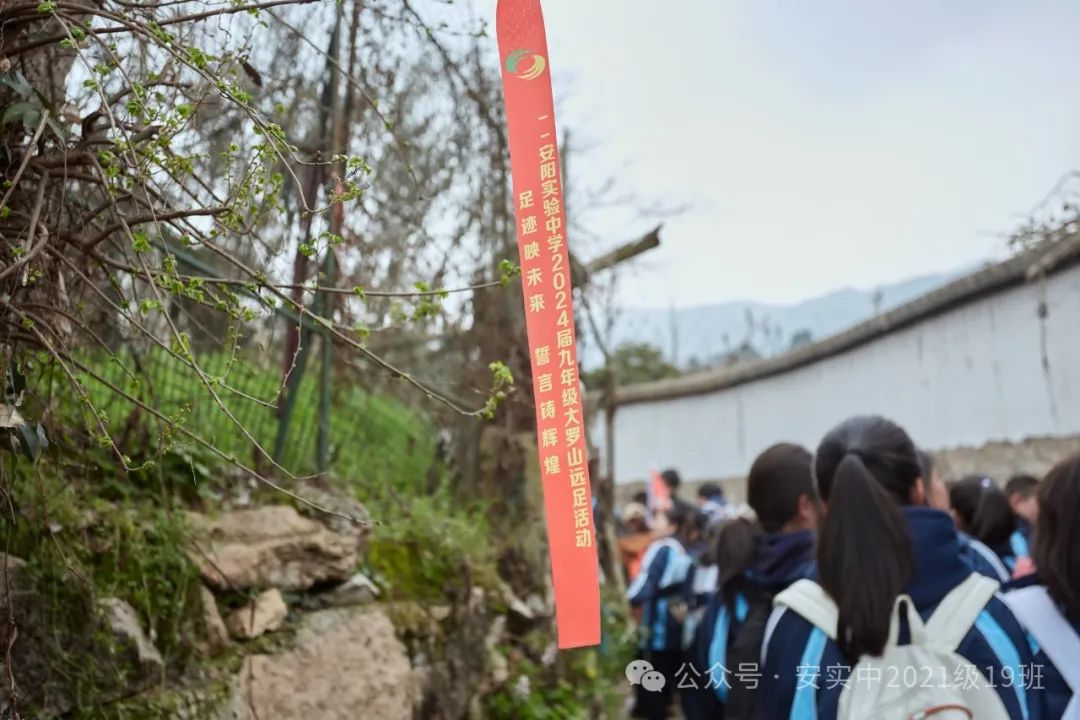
[622,415,1079,720]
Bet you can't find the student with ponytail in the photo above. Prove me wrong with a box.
[951,474,1023,573]
[684,443,818,719]
[919,450,1011,582]
[681,515,760,720]
[761,416,1040,720]
[627,504,694,720]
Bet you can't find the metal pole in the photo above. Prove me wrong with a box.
[316,253,335,474]
[273,319,313,465]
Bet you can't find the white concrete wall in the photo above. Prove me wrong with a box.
[600,264,1080,484]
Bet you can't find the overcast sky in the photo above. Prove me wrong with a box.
[473,0,1080,308]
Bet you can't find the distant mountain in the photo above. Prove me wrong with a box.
[580,269,970,371]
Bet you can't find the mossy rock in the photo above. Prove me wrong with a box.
[3,488,200,717]
[3,558,170,718]
[103,673,245,720]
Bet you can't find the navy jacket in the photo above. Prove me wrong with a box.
[761,507,1042,720]
[1034,616,1079,720]
[627,537,687,652]
[959,530,1012,583]
[689,531,816,712]
[749,530,817,594]
[986,537,1022,576]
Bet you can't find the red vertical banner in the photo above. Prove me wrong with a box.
[648,469,672,515]
[496,0,601,649]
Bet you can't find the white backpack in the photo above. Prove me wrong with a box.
[1003,586,1080,720]
[774,574,1010,720]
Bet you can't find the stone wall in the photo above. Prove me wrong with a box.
[4,487,523,719]
[932,434,1080,483]
[599,260,1080,487]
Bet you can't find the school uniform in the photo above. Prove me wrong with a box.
[1005,577,1079,720]
[761,507,1042,720]
[987,537,1022,576]
[958,530,1013,583]
[627,536,688,720]
[685,537,709,562]
[1010,520,1032,561]
[1025,617,1077,719]
[751,531,818,597]
[679,562,719,720]
[682,562,719,650]
[700,496,728,527]
[679,543,718,673]
[684,530,816,719]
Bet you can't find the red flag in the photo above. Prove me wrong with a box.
[647,469,672,515]
[496,0,600,649]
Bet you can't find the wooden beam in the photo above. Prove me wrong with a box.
[573,224,662,285]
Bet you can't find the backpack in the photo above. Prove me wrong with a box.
[774,573,1010,720]
[724,583,773,719]
[1003,586,1080,720]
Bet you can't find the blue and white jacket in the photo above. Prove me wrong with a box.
[627,537,687,652]
[1005,575,1078,720]
[688,530,816,713]
[959,530,1013,583]
[1010,520,1032,562]
[760,508,1043,720]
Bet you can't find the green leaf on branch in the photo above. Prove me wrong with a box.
[15,423,48,463]
[489,361,514,390]
[481,361,515,419]
[132,230,151,253]
[138,299,164,315]
[2,101,41,130]
[499,259,521,287]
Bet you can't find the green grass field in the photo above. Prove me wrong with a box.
[58,346,439,493]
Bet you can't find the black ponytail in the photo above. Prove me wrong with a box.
[971,480,1014,549]
[814,416,920,661]
[950,475,1014,547]
[948,477,981,534]
[713,517,762,589]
